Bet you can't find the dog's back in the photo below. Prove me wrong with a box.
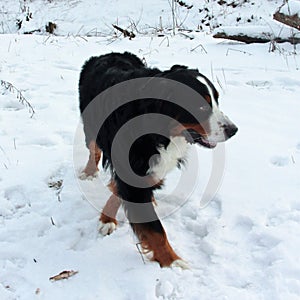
[79,52,146,112]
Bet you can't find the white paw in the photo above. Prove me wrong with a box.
[98,221,116,236]
[171,259,189,270]
[78,171,98,180]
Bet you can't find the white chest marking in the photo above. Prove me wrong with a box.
[148,136,189,180]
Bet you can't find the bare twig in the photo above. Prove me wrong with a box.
[1,80,35,117]
[50,217,56,226]
[226,48,253,56]
[159,36,170,47]
[222,68,227,86]
[216,76,224,93]
[128,9,143,34]
[291,155,296,164]
[0,145,10,163]
[190,43,207,53]
[136,243,146,264]
[179,32,194,40]
[171,0,176,35]
[210,62,214,82]
[112,24,135,39]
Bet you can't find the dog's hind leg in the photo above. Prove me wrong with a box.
[80,140,101,179]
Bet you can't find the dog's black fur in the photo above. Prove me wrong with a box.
[79,52,214,171]
[79,52,236,267]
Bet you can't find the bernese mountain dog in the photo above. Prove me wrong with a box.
[78,52,238,268]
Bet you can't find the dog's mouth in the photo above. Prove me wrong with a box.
[182,129,217,149]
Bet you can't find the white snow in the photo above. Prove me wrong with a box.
[280,0,300,17]
[0,0,300,300]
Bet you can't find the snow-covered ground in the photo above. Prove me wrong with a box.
[280,0,300,17]
[1,1,300,300]
[0,0,296,36]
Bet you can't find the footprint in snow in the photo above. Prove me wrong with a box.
[155,279,175,299]
[248,220,281,248]
[246,80,272,89]
[180,196,222,222]
[267,206,300,226]
[270,155,290,167]
[270,142,300,166]
[52,90,76,96]
[155,275,184,300]
[233,215,254,235]
[26,136,61,147]
[53,62,78,72]
[0,100,24,111]
[4,186,29,211]
[56,130,74,145]
[201,196,222,218]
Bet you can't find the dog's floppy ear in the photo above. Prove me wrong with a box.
[170,65,188,71]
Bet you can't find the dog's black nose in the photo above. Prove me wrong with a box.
[224,124,238,139]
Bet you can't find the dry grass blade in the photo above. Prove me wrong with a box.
[48,179,63,201]
[1,80,35,117]
[48,179,63,190]
[49,270,78,281]
[136,243,146,264]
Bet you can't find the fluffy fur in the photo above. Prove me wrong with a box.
[79,52,237,267]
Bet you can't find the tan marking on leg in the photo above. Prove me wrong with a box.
[100,194,121,225]
[151,196,158,206]
[133,224,181,267]
[107,180,118,195]
[83,140,101,176]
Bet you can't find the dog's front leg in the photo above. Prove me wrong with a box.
[123,195,188,268]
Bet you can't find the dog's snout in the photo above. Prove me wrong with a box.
[224,124,238,139]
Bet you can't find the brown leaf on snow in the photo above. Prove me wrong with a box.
[49,270,78,281]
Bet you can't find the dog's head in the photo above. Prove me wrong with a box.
[163,65,238,148]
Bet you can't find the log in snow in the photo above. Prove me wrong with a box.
[273,0,300,31]
[213,25,300,44]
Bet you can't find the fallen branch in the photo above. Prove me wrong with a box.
[213,32,300,45]
[273,11,300,31]
[23,29,42,35]
[112,24,135,39]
